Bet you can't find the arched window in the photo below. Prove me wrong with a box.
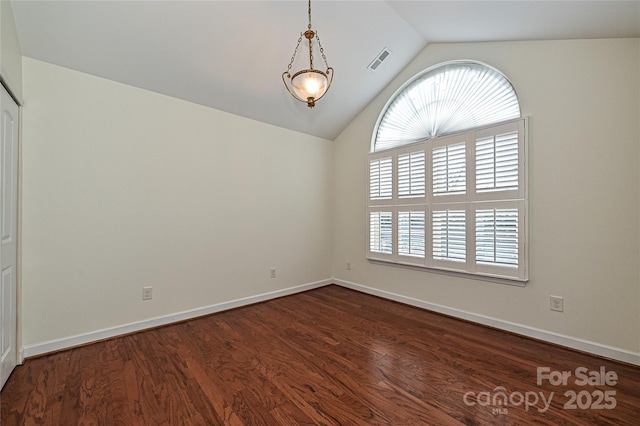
[372,60,520,152]
[367,61,528,283]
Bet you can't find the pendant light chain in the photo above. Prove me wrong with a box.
[316,34,329,69]
[286,33,304,73]
[281,0,334,108]
[286,0,315,73]
[308,37,315,70]
[308,0,329,70]
[307,0,314,69]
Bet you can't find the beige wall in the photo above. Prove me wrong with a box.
[1,0,23,99]
[333,38,640,354]
[21,58,333,346]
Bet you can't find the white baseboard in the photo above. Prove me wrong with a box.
[334,279,640,366]
[21,279,332,360]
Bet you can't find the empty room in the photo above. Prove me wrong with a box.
[1,0,639,424]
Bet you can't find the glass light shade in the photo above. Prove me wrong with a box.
[291,69,328,102]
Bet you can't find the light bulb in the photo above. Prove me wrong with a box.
[303,74,321,97]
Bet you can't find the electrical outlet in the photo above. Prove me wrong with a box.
[270,268,277,279]
[142,286,153,300]
[346,261,352,270]
[550,295,563,312]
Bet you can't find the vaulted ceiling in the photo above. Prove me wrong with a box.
[10,1,640,140]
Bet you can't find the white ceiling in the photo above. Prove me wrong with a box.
[10,0,640,140]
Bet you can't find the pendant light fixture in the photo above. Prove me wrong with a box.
[282,0,334,108]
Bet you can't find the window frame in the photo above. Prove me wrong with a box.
[366,117,528,284]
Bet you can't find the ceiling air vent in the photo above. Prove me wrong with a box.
[368,48,391,71]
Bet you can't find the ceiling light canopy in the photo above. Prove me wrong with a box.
[282,0,334,108]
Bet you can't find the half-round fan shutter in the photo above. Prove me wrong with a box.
[373,61,521,152]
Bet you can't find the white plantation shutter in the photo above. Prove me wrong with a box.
[432,209,466,263]
[369,211,393,255]
[475,119,525,201]
[475,208,518,266]
[433,141,466,195]
[478,201,527,281]
[369,157,392,201]
[398,210,426,259]
[367,118,527,281]
[398,151,426,199]
[476,131,518,192]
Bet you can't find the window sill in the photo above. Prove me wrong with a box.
[367,257,528,287]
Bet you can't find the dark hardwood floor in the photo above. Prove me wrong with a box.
[2,285,639,425]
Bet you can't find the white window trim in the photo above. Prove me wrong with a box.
[366,117,529,284]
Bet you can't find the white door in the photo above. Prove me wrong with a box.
[0,86,18,389]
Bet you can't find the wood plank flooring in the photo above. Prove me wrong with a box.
[2,285,639,425]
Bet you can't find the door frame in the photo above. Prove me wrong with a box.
[0,74,22,381]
